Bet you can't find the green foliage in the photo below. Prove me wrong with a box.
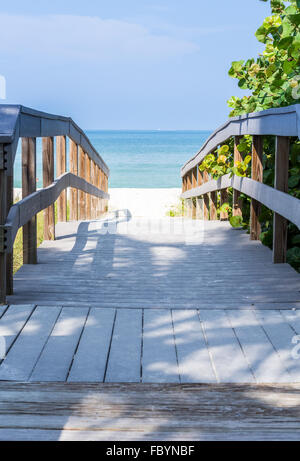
[230,215,243,228]
[224,0,300,271]
[228,0,300,116]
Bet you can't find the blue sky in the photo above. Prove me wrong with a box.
[0,1,270,129]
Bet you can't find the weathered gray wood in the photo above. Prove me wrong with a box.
[6,172,13,295]
[0,306,61,381]
[0,304,35,352]
[105,309,142,383]
[30,307,88,382]
[142,310,179,383]
[0,105,110,175]
[181,104,300,177]
[172,310,216,383]
[254,310,300,382]
[233,136,243,216]
[22,137,37,264]
[181,173,300,230]
[199,310,255,383]
[0,382,300,440]
[68,308,115,383]
[226,310,291,383]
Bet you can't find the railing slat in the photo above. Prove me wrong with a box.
[69,139,78,221]
[42,137,55,240]
[78,146,86,221]
[56,136,67,222]
[22,137,37,265]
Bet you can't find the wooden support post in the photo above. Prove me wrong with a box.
[56,136,67,222]
[42,137,55,241]
[85,154,91,220]
[187,171,192,190]
[104,174,108,212]
[6,171,14,294]
[0,160,7,304]
[191,167,197,218]
[78,147,86,221]
[96,166,101,218]
[22,138,37,265]
[69,139,78,221]
[203,171,210,220]
[196,197,203,219]
[210,192,218,220]
[220,189,229,221]
[273,136,290,263]
[233,136,243,216]
[250,136,263,240]
[91,162,97,220]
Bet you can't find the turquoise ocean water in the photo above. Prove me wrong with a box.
[13,130,211,189]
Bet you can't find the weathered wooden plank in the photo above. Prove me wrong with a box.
[30,307,88,382]
[42,137,55,240]
[78,146,86,220]
[0,162,7,304]
[0,306,61,381]
[0,304,35,352]
[0,382,300,441]
[69,139,78,221]
[56,135,67,222]
[68,308,115,383]
[172,310,216,383]
[22,137,37,265]
[254,310,300,382]
[227,310,291,383]
[105,309,142,383]
[6,171,14,295]
[273,136,290,263]
[199,310,255,383]
[142,310,179,383]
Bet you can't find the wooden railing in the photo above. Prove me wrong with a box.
[0,105,110,303]
[181,104,300,264]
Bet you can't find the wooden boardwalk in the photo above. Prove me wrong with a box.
[1,215,299,385]
[0,383,300,441]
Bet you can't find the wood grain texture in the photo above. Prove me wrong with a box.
[22,138,37,265]
[220,189,228,221]
[273,136,290,264]
[42,137,55,241]
[0,155,7,304]
[85,153,91,220]
[78,146,86,221]
[69,139,78,221]
[56,136,67,222]
[0,382,300,440]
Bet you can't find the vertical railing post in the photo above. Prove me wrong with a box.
[250,135,263,240]
[91,161,97,220]
[203,171,210,220]
[69,139,78,221]
[0,144,7,304]
[78,146,86,221]
[273,136,290,263]
[96,166,101,218]
[56,136,67,222]
[6,167,14,294]
[233,136,243,216]
[210,191,217,220]
[220,189,229,221]
[42,137,55,240]
[85,154,91,220]
[191,167,197,219]
[104,173,109,213]
[22,137,37,265]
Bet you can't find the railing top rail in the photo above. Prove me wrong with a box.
[181,104,300,177]
[0,104,110,176]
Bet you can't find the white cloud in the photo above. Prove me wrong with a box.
[0,14,199,63]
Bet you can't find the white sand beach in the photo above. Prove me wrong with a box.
[109,188,182,218]
[14,188,183,219]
